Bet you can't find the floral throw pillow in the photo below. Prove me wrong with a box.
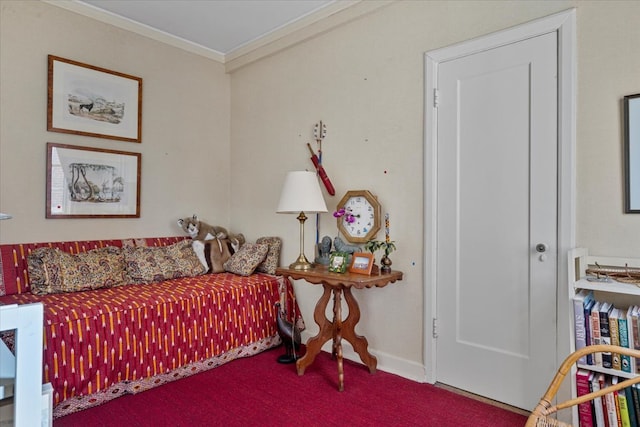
[28,246,128,295]
[124,239,207,284]
[223,243,269,276]
[255,237,282,275]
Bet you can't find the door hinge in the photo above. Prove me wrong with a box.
[432,318,438,338]
[433,88,439,108]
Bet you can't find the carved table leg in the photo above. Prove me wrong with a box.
[296,284,333,375]
[333,288,344,391]
[342,287,377,373]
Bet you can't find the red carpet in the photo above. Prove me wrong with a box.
[54,347,527,426]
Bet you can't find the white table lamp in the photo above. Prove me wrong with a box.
[277,171,327,270]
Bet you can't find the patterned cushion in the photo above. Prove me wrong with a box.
[223,243,269,276]
[124,240,207,284]
[28,246,128,295]
[255,237,282,275]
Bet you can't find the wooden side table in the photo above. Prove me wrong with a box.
[276,266,403,391]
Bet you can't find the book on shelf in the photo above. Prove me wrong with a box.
[624,385,638,427]
[577,369,594,427]
[587,371,640,427]
[574,289,595,365]
[632,306,640,374]
[611,308,622,371]
[600,302,614,369]
[633,384,640,427]
[629,307,638,373]
[620,309,633,373]
[605,376,620,427]
[585,298,596,365]
[592,302,603,367]
[598,374,611,427]
[618,379,632,427]
[590,372,607,427]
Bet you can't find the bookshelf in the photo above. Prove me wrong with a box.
[574,278,640,298]
[569,248,640,425]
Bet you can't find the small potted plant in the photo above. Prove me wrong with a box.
[364,240,397,274]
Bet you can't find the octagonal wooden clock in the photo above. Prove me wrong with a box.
[336,190,381,243]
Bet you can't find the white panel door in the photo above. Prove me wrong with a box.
[435,32,558,410]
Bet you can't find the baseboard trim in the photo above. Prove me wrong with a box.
[301,331,427,383]
[435,383,530,416]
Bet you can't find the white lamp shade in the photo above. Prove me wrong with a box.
[277,171,328,214]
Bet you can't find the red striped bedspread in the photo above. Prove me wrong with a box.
[0,255,290,417]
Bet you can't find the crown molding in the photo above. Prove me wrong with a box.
[43,0,226,63]
[224,0,393,73]
[43,0,394,72]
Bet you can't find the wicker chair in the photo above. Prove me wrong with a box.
[526,344,640,426]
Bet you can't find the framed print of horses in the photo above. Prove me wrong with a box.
[47,55,142,143]
[46,143,141,218]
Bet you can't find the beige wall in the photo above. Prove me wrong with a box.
[0,1,231,243]
[576,2,640,256]
[3,0,640,393]
[229,0,575,375]
[229,0,640,378]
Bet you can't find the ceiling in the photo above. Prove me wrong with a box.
[78,0,337,56]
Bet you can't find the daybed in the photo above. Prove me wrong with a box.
[0,236,296,418]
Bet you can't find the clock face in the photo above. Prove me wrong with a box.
[344,197,375,236]
[336,190,381,243]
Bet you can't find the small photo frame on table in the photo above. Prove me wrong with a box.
[328,252,349,273]
[349,252,375,275]
[47,55,142,143]
[46,143,141,219]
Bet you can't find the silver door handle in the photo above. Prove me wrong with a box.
[535,243,548,253]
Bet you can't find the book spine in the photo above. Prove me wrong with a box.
[593,303,603,367]
[601,304,613,369]
[613,377,623,427]
[591,374,597,427]
[577,369,595,427]
[633,308,640,374]
[575,293,589,365]
[586,300,595,365]
[625,386,638,427]
[591,373,605,427]
[633,384,640,427]
[619,383,632,427]
[599,374,611,427]
[620,313,632,373]
[611,309,622,371]
[628,307,637,373]
[605,379,619,427]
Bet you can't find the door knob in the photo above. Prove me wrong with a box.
[535,243,548,253]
